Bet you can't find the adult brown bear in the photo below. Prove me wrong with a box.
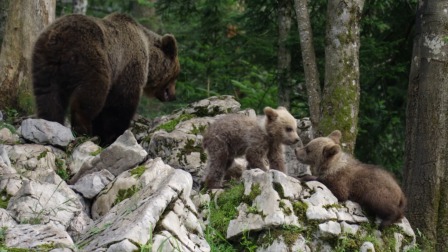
[32,13,180,146]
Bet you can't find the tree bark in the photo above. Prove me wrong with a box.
[0,0,10,49]
[293,0,321,131]
[0,0,56,113]
[277,0,292,109]
[404,1,448,251]
[319,0,364,153]
[72,0,88,15]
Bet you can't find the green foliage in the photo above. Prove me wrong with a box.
[207,182,244,245]
[130,165,147,178]
[55,158,70,181]
[155,114,195,133]
[0,190,11,209]
[114,185,139,206]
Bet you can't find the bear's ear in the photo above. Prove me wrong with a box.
[264,107,278,121]
[277,106,287,111]
[161,34,178,59]
[323,145,340,159]
[328,130,342,144]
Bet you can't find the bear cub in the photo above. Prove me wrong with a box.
[32,13,180,146]
[202,106,300,189]
[295,130,406,229]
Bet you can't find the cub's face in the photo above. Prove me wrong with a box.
[295,130,342,171]
[264,107,300,145]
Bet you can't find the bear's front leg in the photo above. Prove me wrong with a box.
[267,145,286,173]
[246,147,268,171]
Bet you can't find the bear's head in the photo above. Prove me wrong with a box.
[144,34,180,102]
[263,106,301,145]
[295,130,342,175]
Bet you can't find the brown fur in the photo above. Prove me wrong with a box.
[32,13,180,146]
[295,130,406,229]
[202,107,300,189]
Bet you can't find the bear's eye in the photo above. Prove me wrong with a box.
[285,127,293,132]
[305,148,310,154]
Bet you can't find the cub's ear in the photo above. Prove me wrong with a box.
[264,107,278,121]
[328,130,342,144]
[323,145,340,159]
[277,106,287,111]
[161,34,178,59]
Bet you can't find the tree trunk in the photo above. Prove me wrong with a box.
[277,0,292,109]
[293,0,321,131]
[319,0,364,153]
[0,0,56,113]
[72,0,88,15]
[403,0,448,251]
[0,0,10,49]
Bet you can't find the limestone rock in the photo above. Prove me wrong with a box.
[71,169,115,199]
[227,169,302,239]
[0,127,20,144]
[76,158,209,252]
[7,180,83,230]
[4,223,74,249]
[67,140,101,176]
[20,118,74,147]
[69,130,147,184]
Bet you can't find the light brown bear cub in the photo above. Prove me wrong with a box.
[202,106,300,189]
[295,130,406,229]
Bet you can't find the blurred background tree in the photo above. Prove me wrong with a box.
[50,0,417,178]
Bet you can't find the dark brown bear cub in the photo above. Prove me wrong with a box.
[295,130,406,229]
[32,13,180,146]
[202,107,301,189]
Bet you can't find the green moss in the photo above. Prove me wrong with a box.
[189,123,207,135]
[279,200,292,216]
[113,185,139,206]
[37,150,48,160]
[242,183,261,205]
[0,122,16,134]
[273,182,285,199]
[292,201,308,221]
[156,113,195,133]
[259,225,304,248]
[176,138,207,165]
[0,189,11,209]
[322,203,344,210]
[55,158,69,181]
[209,182,244,236]
[130,165,146,178]
[89,147,102,156]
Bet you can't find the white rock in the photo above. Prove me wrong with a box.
[302,181,338,206]
[75,159,207,251]
[69,130,147,184]
[360,241,375,252]
[71,169,115,199]
[7,180,83,229]
[318,221,341,238]
[4,223,74,249]
[340,221,359,235]
[227,169,300,239]
[0,127,19,144]
[67,141,100,175]
[21,118,74,147]
[106,239,139,252]
[0,208,17,227]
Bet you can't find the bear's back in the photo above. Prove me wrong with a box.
[203,114,266,153]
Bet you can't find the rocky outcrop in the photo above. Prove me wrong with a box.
[0,96,416,251]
